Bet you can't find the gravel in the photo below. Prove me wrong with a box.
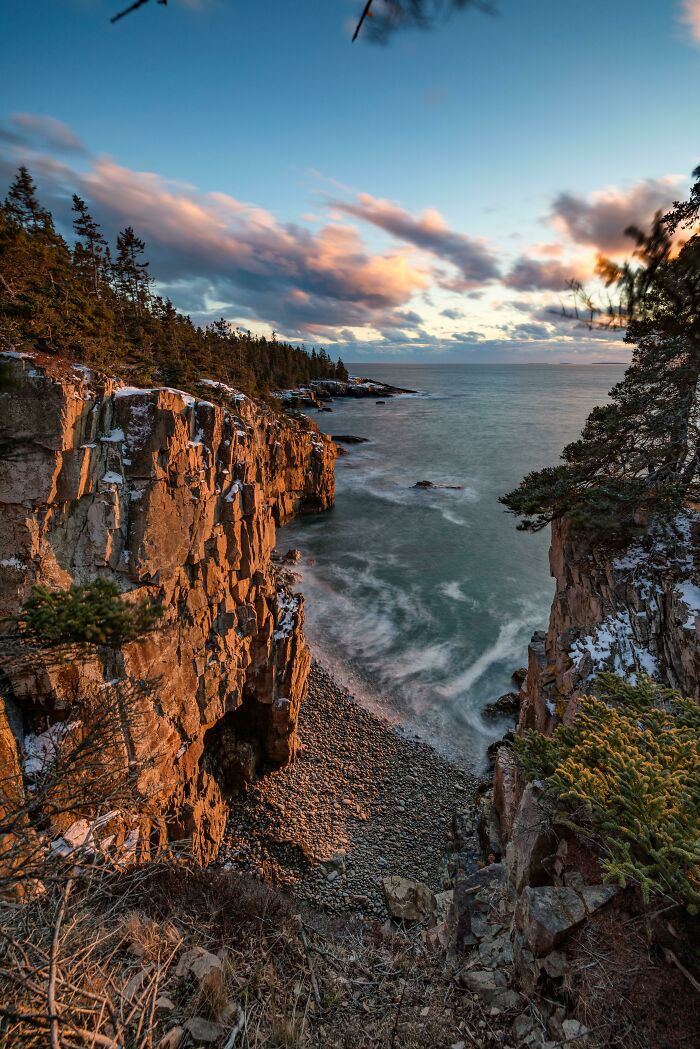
[219,660,477,920]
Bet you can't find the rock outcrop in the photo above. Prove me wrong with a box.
[0,352,336,863]
[518,512,700,734]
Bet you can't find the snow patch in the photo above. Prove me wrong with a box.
[24,721,81,777]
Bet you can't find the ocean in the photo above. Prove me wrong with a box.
[278,363,625,768]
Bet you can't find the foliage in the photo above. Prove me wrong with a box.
[18,579,161,647]
[0,167,349,396]
[516,673,700,911]
[501,166,700,539]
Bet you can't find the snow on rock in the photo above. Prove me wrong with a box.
[24,721,81,777]
[0,556,26,570]
[273,591,300,641]
[101,470,124,485]
[100,427,125,443]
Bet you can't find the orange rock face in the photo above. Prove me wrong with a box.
[0,353,335,864]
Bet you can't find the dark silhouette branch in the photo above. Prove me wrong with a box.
[111,0,166,25]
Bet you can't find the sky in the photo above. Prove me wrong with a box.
[1,0,699,362]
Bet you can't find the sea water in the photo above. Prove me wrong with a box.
[279,363,624,767]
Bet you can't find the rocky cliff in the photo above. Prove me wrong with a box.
[518,511,700,735]
[0,351,336,864]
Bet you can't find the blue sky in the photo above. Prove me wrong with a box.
[2,0,699,360]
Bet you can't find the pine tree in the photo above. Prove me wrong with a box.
[71,195,108,299]
[114,226,151,318]
[3,166,53,232]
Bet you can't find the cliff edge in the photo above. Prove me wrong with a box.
[0,351,336,863]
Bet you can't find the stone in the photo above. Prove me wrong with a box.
[512,667,528,686]
[540,949,568,979]
[154,996,176,1012]
[516,886,587,956]
[176,946,225,1000]
[183,1017,222,1043]
[324,851,347,874]
[509,784,556,892]
[492,746,521,841]
[453,863,506,951]
[477,790,502,862]
[580,885,617,915]
[478,933,513,967]
[562,1019,589,1044]
[382,876,437,922]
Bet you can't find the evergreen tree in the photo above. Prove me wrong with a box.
[114,226,151,317]
[72,195,108,298]
[502,166,700,540]
[3,166,53,232]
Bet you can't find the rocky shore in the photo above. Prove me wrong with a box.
[220,661,477,921]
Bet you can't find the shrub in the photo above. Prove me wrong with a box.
[18,579,161,647]
[516,673,700,911]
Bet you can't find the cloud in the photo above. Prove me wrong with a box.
[441,307,464,319]
[549,176,684,254]
[0,113,87,155]
[504,256,591,291]
[680,1,700,43]
[1,142,427,335]
[331,192,500,288]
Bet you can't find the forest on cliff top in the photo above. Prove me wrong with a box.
[0,167,348,397]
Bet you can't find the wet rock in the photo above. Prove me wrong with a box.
[516,886,587,956]
[281,548,302,564]
[413,480,463,490]
[512,667,528,686]
[331,435,369,444]
[482,693,521,721]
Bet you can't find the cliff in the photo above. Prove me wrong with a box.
[0,351,336,864]
[518,511,700,735]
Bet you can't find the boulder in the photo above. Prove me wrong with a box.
[516,886,587,956]
[382,876,436,922]
[512,667,528,686]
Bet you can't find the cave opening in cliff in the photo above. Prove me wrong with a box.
[202,700,270,794]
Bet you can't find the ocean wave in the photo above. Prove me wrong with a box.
[438,581,479,608]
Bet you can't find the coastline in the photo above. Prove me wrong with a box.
[220,660,479,921]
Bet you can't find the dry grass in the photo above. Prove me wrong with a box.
[0,860,514,1049]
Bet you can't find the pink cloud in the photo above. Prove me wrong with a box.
[75,160,427,332]
[680,1,700,43]
[549,176,685,254]
[330,192,500,287]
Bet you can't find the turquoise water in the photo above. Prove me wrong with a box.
[279,363,625,767]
